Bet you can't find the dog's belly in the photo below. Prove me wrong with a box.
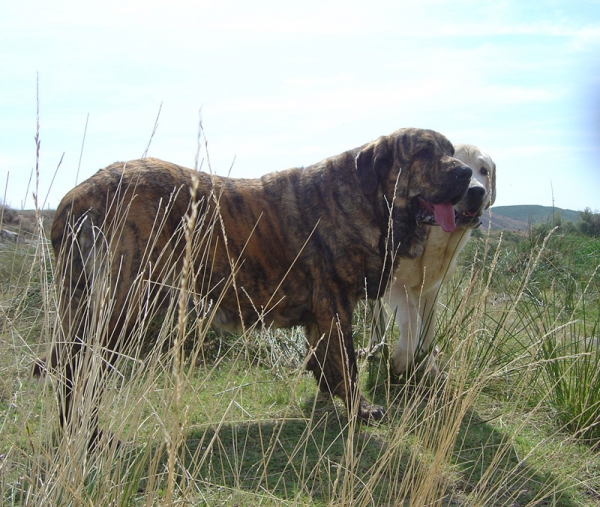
[207,277,314,333]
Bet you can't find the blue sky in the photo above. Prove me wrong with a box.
[2,0,600,211]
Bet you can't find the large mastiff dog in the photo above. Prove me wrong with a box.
[40,128,472,437]
[369,144,496,375]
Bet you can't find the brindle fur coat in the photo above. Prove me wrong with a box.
[40,127,471,438]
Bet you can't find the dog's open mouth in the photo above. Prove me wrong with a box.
[415,199,485,232]
[456,209,483,228]
[415,198,457,233]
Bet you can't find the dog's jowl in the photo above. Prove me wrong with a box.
[38,127,471,440]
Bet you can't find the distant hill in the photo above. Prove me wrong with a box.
[481,205,581,231]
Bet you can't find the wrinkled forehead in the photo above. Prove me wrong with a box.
[395,128,455,156]
[431,131,455,154]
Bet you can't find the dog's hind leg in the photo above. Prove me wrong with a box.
[45,211,128,448]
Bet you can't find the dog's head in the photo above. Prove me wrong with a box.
[355,128,472,233]
[451,144,497,228]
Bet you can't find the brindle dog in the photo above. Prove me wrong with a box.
[38,128,471,440]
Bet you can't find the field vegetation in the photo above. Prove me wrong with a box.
[1,194,599,505]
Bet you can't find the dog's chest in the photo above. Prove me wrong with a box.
[395,227,471,293]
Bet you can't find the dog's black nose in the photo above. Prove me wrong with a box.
[467,186,485,199]
[454,165,472,181]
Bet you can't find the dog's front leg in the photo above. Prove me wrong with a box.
[416,291,441,376]
[391,286,440,377]
[389,284,422,374]
[305,305,385,422]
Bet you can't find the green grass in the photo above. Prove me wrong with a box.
[1,213,600,505]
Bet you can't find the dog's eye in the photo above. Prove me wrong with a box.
[413,143,433,158]
[480,166,488,176]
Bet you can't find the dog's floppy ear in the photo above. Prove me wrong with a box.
[486,161,497,209]
[355,137,392,195]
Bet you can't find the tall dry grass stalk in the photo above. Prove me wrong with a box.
[165,174,197,503]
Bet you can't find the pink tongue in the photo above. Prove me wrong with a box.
[433,202,456,232]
